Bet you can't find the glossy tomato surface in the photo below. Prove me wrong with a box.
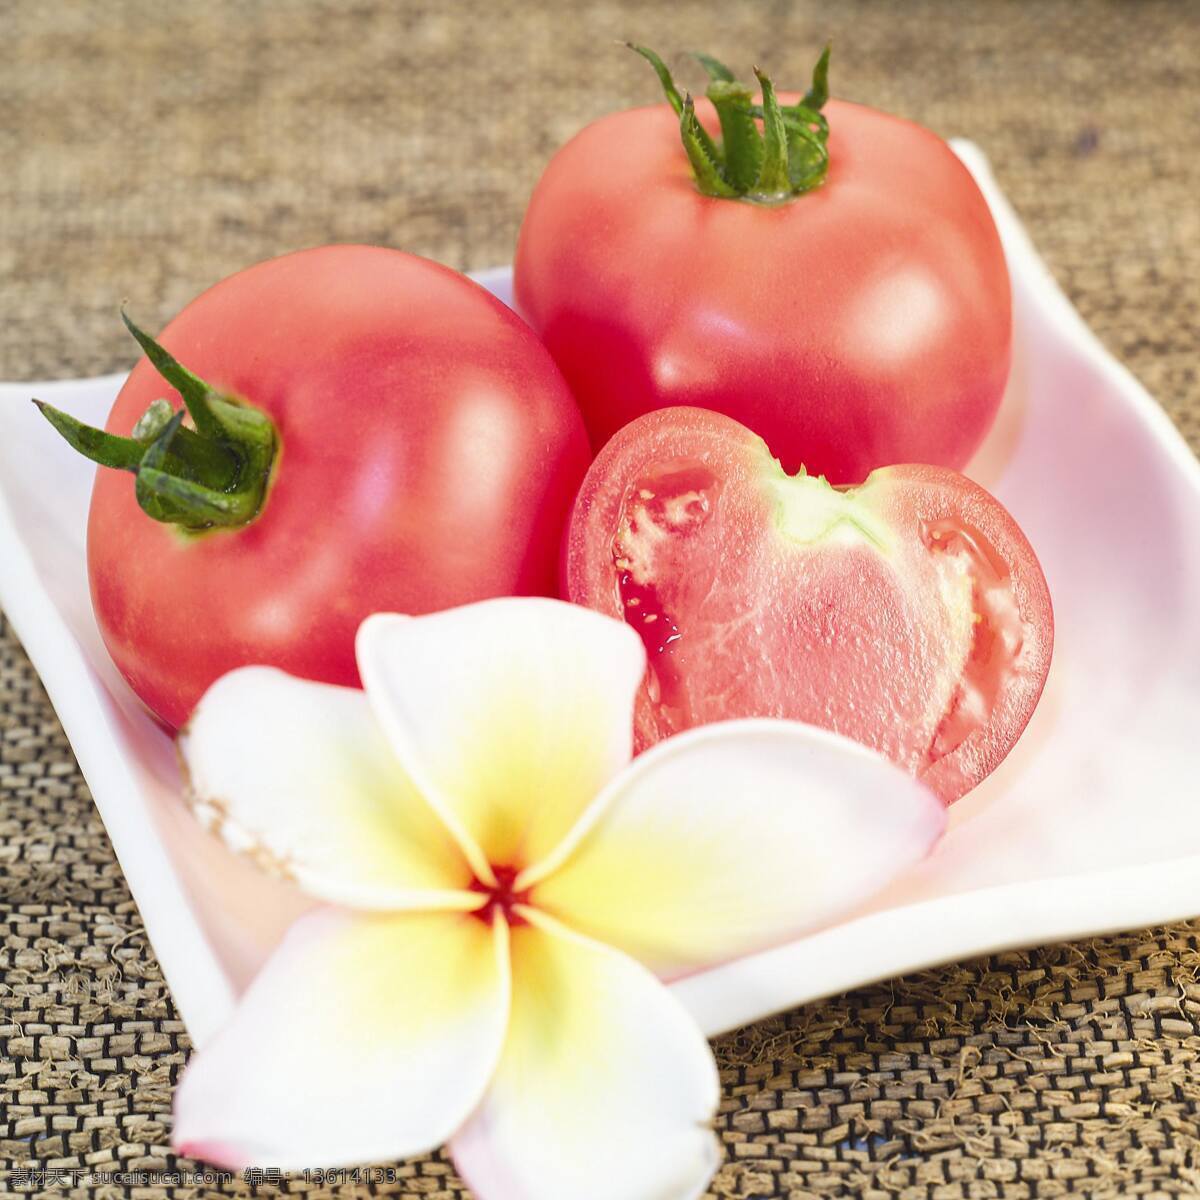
[564,408,1052,803]
[90,246,590,729]
[516,96,1011,483]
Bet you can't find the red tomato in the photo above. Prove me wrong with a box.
[80,246,590,729]
[563,408,1052,803]
[515,88,1011,483]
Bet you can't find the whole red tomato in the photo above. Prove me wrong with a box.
[515,49,1011,483]
[564,407,1052,803]
[40,246,590,729]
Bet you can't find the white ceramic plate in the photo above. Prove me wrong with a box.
[2,143,1199,1048]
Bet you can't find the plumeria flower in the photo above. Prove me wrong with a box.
[172,597,944,1199]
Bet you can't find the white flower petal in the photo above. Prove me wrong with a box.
[181,668,478,909]
[173,907,510,1169]
[450,910,719,1200]
[357,599,644,880]
[528,719,946,978]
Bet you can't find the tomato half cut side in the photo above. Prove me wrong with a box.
[563,408,1053,803]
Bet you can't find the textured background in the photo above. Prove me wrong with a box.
[3,0,1200,1196]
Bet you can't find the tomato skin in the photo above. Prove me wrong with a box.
[563,408,1052,803]
[516,96,1011,483]
[89,246,591,729]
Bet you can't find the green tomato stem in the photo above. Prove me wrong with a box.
[630,42,833,202]
[680,95,739,198]
[753,68,791,197]
[802,45,831,111]
[34,315,277,533]
[692,52,736,83]
[707,80,762,192]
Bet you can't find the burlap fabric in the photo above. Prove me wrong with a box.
[3,1,1199,1196]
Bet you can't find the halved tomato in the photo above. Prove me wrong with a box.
[563,408,1053,803]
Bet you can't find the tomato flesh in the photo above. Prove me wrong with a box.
[565,408,1052,803]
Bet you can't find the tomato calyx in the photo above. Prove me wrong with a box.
[35,311,277,532]
[628,43,831,201]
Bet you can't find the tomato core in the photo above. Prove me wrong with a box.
[469,865,531,926]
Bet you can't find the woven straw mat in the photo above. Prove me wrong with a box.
[3,1,1200,1196]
